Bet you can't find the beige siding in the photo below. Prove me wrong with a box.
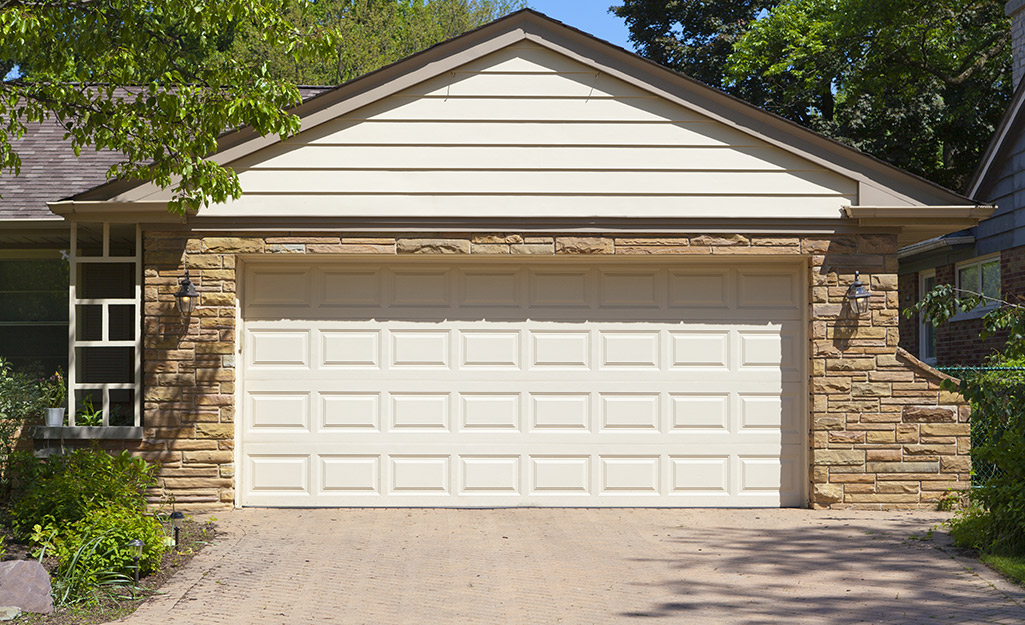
[179,42,858,218]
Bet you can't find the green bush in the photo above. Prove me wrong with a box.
[9,448,158,538]
[946,362,1025,555]
[33,506,168,603]
[0,357,41,499]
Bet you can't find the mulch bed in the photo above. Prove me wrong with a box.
[2,517,217,625]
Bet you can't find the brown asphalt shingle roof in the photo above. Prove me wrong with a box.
[0,87,331,221]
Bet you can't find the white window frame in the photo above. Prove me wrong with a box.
[953,254,1001,321]
[67,222,142,429]
[918,270,937,365]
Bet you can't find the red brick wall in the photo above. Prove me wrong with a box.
[899,246,1025,366]
[898,273,919,357]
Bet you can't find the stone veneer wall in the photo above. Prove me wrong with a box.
[129,231,970,510]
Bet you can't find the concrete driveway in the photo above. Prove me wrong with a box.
[119,509,1025,624]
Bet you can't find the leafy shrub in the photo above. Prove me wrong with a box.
[9,448,157,538]
[945,363,1025,555]
[0,357,41,499]
[33,506,168,605]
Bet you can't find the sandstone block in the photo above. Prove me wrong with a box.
[852,382,891,397]
[267,243,305,254]
[397,239,470,254]
[940,456,971,473]
[555,237,614,254]
[813,483,843,504]
[813,450,865,466]
[183,450,234,464]
[196,423,234,439]
[471,234,523,244]
[470,243,510,254]
[902,406,956,423]
[511,243,554,255]
[921,423,970,437]
[691,234,749,246]
[865,461,939,473]
[202,238,263,254]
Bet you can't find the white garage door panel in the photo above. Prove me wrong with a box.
[241,261,805,507]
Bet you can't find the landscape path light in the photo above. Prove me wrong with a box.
[127,539,144,584]
[170,510,185,550]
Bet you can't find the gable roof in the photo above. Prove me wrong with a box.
[75,9,975,212]
[966,76,1025,200]
[0,87,329,222]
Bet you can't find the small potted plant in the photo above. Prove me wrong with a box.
[39,370,67,427]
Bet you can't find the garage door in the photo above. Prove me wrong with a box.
[239,260,805,507]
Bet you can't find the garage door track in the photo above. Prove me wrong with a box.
[120,509,1025,624]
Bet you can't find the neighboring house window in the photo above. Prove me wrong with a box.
[0,252,69,374]
[919,270,936,364]
[956,255,1001,312]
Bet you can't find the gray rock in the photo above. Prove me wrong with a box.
[0,560,53,614]
[0,606,21,621]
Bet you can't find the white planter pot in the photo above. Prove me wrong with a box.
[45,407,65,427]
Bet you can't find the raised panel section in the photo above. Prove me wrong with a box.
[532,332,589,368]
[740,457,783,492]
[320,456,380,493]
[248,270,310,307]
[670,457,729,493]
[668,272,730,308]
[671,331,728,368]
[249,331,310,368]
[461,394,519,430]
[459,457,520,493]
[390,456,449,492]
[459,271,521,307]
[322,393,380,430]
[599,271,659,308]
[530,457,590,493]
[321,271,381,308]
[600,394,659,430]
[248,393,310,431]
[462,332,519,367]
[739,332,784,368]
[600,457,659,493]
[529,271,590,308]
[249,456,309,492]
[322,331,380,368]
[738,272,798,309]
[392,331,450,367]
[671,394,729,430]
[391,394,450,430]
[531,394,590,430]
[740,395,782,430]
[391,271,450,307]
[601,332,659,368]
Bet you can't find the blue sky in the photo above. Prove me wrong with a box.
[526,1,633,50]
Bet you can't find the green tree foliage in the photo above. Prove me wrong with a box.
[229,0,525,86]
[1,0,342,213]
[613,0,1012,191]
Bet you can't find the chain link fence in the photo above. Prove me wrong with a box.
[936,366,1025,485]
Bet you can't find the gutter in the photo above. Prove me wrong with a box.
[897,234,976,259]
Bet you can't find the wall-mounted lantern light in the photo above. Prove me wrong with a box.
[174,269,199,316]
[847,271,872,316]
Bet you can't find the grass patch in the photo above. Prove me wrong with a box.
[980,553,1025,587]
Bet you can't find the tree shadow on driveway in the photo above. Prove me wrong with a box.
[619,517,1024,624]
